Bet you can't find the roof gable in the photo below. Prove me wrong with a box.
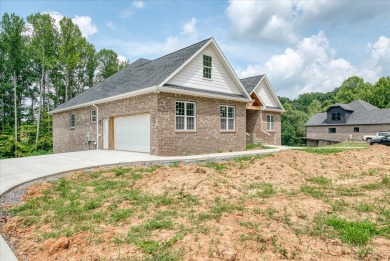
[240,75,264,94]
[240,75,284,111]
[162,39,250,98]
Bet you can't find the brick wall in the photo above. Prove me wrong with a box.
[306,124,390,142]
[53,93,158,153]
[246,110,282,145]
[52,92,247,156]
[155,92,247,156]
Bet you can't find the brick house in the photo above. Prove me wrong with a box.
[50,38,284,156]
[306,100,390,145]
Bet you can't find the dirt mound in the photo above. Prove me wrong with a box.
[1,146,390,260]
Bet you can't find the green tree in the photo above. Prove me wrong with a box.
[334,76,369,104]
[0,13,29,157]
[27,13,58,144]
[58,17,86,102]
[96,48,128,82]
[366,77,390,108]
[281,102,309,146]
[307,99,322,117]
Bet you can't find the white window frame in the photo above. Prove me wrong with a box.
[203,55,212,79]
[70,113,75,129]
[90,109,96,123]
[220,105,235,131]
[175,101,196,131]
[267,114,275,131]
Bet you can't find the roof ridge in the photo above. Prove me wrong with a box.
[240,74,264,80]
[149,38,212,63]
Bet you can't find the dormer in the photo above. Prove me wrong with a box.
[326,104,353,124]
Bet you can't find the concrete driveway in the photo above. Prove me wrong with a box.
[0,150,163,196]
[0,146,290,260]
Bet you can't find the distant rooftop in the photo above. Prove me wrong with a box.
[306,100,390,126]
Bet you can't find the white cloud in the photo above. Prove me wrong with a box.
[117,55,128,63]
[226,0,389,44]
[369,36,390,75]
[106,21,116,30]
[98,17,201,58]
[45,11,98,38]
[235,32,384,98]
[132,1,145,9]
[182,17,197,35]
[72,16,98,38]
[121,1,145,18]
[226,1,296,44]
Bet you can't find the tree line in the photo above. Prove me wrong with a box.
[280,76,390,146]
[0,12,128,158]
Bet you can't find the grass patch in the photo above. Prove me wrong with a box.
[355,202,374,213]
[113,167,131,176]
[246,143,273,150]
[204,162,227,173]
[307,176,332,187]
[300,185,326,198]
[324,216,377,246]
[234,153,272,162]
[297,147,362,154]
[248,182,276,198]
[323,141,369,148]
[361,176,390,191]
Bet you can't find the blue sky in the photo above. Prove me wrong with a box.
[1,0,389,98]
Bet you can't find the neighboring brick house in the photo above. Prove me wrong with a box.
[306,100,390,145]
[50,38,284,156]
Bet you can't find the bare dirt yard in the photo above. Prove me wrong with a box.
[1,146,389,260]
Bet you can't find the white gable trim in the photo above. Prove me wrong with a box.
[159,38,251,99]
[255,75,285,111]
[157,86,252,103]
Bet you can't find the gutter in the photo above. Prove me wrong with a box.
[156,86,252,103]
[49,86,158,114]
[92,103,99,150]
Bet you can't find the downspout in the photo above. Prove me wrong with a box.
[92,103,99,150]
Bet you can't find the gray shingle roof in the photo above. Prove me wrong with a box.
[239,75,264,94]
[327,100,379,112]
[52,38,212,112]
[306,100,390,126]
[328,103,353,111]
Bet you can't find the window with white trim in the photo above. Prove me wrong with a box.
[220,105,235,131]
[70,113,75,129]
[90,109,96,123]
[203,55,212,79]
[176,101,196,131]
[267,114,275,131]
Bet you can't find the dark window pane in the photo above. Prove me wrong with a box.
[186,103,194,116]
[187,117,194,130]
[220,106,227,117]
[176,102,185,116]
[228,119,234,130]
[221,118,227,130]
[176,116,185,130]
[228,107,234,118]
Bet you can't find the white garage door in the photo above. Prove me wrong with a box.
[114,114,150,153]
